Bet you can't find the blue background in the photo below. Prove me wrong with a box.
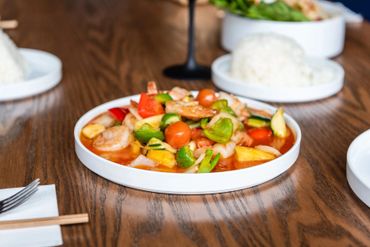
[336,1,370,20]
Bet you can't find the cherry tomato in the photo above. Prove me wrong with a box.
[165,121,191,148]
[197,89,217,107]
[247,127,273,141]
[138,93,164,118]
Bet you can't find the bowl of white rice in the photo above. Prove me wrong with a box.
[221,1,345,58]
[212,33,344,103]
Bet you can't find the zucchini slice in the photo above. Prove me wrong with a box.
[271,108,287,138]
[247,117,270,128]
[160,113,181,129]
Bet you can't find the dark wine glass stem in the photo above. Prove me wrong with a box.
[186,0,197,69]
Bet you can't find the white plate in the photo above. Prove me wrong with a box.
[347,130,370,207]
[212,55,344,103]
[74,94,302,194]
[221,0,346,58]
[0,48,62,101]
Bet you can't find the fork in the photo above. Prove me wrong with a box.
[0,179,40,214]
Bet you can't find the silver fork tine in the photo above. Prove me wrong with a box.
[0,179,40,214]
[1,179,40,205]
[2,179,40,205]
[0,187,39,213]
[2,182,39,208]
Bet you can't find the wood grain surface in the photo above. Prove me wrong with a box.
[0,0,369,246]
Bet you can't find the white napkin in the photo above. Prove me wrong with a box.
[0,185,63,247]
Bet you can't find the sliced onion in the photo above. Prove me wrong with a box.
[123,113,137,131]
[185,152,205,173]
[212,142,236,158]
[194,147,207,158]
[255,145,281,157]
[128,106,143,120]
[128,155,156,167]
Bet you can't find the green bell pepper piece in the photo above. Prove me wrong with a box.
[211,99,236,116]
[176,145,195,168]
[134,123,164,144]
[160,113,181,129]
[155,93,173,104]
[198,149,221,173]
[203,118,233,144]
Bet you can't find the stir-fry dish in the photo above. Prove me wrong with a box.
[210,0,328,22]
[80,82,295,173]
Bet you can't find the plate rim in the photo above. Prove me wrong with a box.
[347,130,370,188]
[212,54,344,103]
[346,129,370,207]
[0,48,62,101]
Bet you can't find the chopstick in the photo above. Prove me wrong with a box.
[0,20,18,29]
[0,213,89,230]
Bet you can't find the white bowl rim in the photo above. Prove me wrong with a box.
[0,48,62,89]
[74,93,302,178]
[212,54,344,91]
[347,129,370,190]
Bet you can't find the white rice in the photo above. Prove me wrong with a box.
[0,29,27,85]
[230,33,333,87]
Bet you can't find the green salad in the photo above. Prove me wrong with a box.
[210,0,311,22]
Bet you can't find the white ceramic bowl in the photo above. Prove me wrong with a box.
[74,93,302,194]
[221,1,345,58]
[347,130,370,207]
[212,54,344,103]
[0,49,62,101]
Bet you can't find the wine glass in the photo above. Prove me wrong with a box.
[163,0,211,80]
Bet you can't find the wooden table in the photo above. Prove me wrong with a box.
[0,0,369,246]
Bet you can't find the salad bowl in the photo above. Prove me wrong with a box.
[221,1,345,58]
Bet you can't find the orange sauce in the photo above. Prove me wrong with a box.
[80,125,295,173]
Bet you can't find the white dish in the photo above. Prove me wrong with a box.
[0,48,62,102]
[74,93,302,194]
[347,130,370,207]
[212,54,344,103]
[221,1,345,58]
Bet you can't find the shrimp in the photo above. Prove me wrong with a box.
[90,113,115,128]
[168,87,191,101]
[165,101,216,120]
[231,131,253,147]
[147,81,158,94]
[93,125,133,152]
